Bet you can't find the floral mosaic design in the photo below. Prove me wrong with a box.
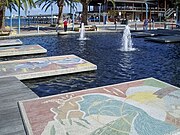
[19,78,180,135]
[0,55,96,79]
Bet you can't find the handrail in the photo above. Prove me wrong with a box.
[109,7,165,11]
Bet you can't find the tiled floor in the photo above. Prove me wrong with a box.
[19,78,180,135]
[0,55,97,80]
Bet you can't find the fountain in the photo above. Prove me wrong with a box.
[77,23,89,40]
[80,23,85,39]
[121,25,135,51]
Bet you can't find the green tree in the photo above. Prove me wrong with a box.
[0,0,35,30]
[79,0,90,25]
[36,0,77,25]
[79,0,115,25]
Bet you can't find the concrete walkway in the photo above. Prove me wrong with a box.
[0,21,168,39]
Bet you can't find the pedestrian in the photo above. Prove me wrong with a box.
[143,19,148,31]
[114,18,117,30]
[152,17,155,29]
[63,19,68,32]
[125,18,128,25]
[135,17,138,30]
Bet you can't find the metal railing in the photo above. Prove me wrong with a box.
[108,6,165,12]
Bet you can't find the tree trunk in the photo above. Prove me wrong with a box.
[0,1,5,30]
[176,0,180,26]
[57,0,64,25]
[81,0,88,25]
[177,5,180,26]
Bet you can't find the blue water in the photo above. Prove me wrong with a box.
[5,18,30,27]
[6,32,179,97]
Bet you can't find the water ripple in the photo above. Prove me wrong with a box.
[19,33,180,97]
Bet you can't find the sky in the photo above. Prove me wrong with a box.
[5,3,82,16]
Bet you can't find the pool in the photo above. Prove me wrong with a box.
[17,32,180,97]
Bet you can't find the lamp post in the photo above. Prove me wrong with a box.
[37,13,39,33]
[145,2,148,20]
[10,7,12,31]
[28,10,30,26]
[18,3,20,34]
[51,2,53,25]
[72,7,76,31]
[145,2,148,30]
[98,3,102,25]
[94,14,95,24]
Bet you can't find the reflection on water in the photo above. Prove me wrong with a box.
[79,41,86,54]
[18,33,180,97]
[79,40,86,46]
[23,71,96,97]
[118,53,134,79]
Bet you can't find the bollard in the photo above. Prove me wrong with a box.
[135,21,137,30]
[37,25,39,33]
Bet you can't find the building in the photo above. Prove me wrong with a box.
[89,0,176,22]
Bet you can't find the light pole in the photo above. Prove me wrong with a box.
[51,2,53,25]
[37,13,39,33]
[98,3,102,25]
[10,7,12,32]
[18,2,20,34]
[145,2,148,30]
[72,7,76,31]
[145,2,148,20]
[28,10,30,26]
[94,14,95,24]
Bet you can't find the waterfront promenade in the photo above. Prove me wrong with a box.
[1,21,167,37]
[0,21,180,135]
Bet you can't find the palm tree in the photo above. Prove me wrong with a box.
[79,0,90,25]
[36,0,77,25]
[175,0,180,26]
[79,0,115,25]
[0,0,6,30]
[0,0,35,30]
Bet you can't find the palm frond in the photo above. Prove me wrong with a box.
[107,0,115,8]
[35,0,56,11]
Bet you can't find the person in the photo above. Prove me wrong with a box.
[143,19,148,31]
[125,18,128,25]
[135,17,138,30]
[63,19,68,32]
[114,18,117,30]
[151,17,155,29]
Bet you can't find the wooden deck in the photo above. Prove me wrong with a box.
[0,77,38,135]
[0,39,23,47]
[0,45,47,57]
